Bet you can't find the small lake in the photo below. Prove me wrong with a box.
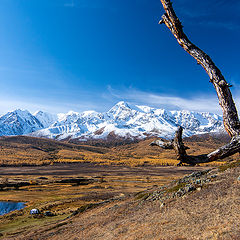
[0,201,25,215]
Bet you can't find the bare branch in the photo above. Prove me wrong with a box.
[164,127,240,165]
[150,139,173,149]
[159,0,240,137]
[152,1,240,165]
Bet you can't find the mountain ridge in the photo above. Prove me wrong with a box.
[0,101,224,141]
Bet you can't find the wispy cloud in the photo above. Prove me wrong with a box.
[176,0,240,31]
[1,85,240,116]
[64,0,75,8]
[63,0,114,10]
[0,66,40,74]
[106,86,224,114]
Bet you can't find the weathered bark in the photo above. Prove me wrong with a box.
[150,139,174,149]
[150,138,190,150]
[151,0,240,165]
[151,126,240,165]
[159,0,240,138]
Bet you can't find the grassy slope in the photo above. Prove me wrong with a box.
[2,162,239,240]
[0,165,208,238]
[0,133,235,166]
[0,133,239,239]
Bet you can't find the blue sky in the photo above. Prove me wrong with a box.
[0,0,239,114]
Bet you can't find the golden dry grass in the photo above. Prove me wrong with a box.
[0,164,198,238]
[2,164,239,240]
[0,134,238,239]
[0,135,233,167]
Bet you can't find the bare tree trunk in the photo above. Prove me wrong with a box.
[151,0,240,165]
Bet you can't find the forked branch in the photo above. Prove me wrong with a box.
[151,126,240,165]
[151,0,240,165]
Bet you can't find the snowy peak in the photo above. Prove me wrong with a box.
[81,110,99,118]
[107,101,137,122]
[136,105,155,113]
[33,111,57,128]
[113,101,130,108]
[108,101,131,114]
[0,109,43,136]
[58,111,80,123]
[0,102,224,140]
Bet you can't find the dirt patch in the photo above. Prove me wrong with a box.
[0,162,211,177]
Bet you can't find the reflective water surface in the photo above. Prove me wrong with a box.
[0,201,25,215]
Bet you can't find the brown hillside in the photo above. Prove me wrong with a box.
[4,162,239,240]
[0,133,237,166]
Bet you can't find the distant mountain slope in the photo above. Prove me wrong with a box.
[0,135,109,166]
[0,109,43,136]
[0,101,224,140]
[33,111,57,128]
[0,132,236,166]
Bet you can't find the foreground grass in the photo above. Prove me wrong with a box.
[0,213,69,237]
[3,164,239,240]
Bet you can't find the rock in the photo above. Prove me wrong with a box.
[185,184,195,192]
[237,176,240,181]
[176,188,186,197]
[195,179,201,184]
[189,171,202,178]
[112,204,119,209]
[210,174,217,178]
[160,202,165,208]
[44,211,54,216]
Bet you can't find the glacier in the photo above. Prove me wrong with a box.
[0,101,224,140]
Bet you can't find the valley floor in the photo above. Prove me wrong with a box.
[0,163,209,239]
[0,163,239,240]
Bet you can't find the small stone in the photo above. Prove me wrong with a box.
[112,204,119,210]
[160,202,165,208]
[185,184,195,192]
[196,187,202,191]
[237,176,240,181]
[176,188,186,197]
[210,174,217,178]
[195,179,201,184]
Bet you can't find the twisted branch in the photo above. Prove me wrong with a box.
[151,1,240,165]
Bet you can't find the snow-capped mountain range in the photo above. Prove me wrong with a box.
[0,101,224,141]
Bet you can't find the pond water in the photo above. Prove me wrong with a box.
[0,201,25,215]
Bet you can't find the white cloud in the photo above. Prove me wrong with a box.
[64,0,75,8]
[106,86,225,114]
[1,85,239,116]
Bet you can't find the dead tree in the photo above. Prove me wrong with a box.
[151,0,240,165]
